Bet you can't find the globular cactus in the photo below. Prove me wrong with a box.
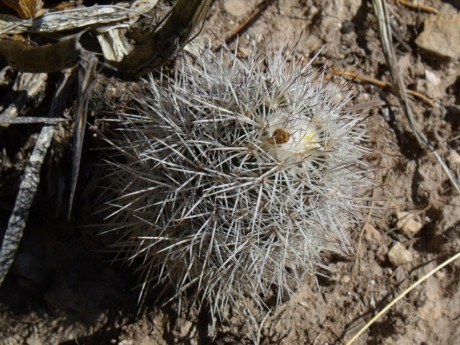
[98,45,371,321]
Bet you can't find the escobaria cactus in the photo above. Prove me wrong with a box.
[98,45,371,321]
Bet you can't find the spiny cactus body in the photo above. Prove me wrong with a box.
[99,46,370,319]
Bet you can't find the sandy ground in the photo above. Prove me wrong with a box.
[0,0,459,344]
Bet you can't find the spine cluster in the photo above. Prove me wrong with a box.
[99,46,371,320]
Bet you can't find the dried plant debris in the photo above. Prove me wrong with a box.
[0,125,54,285]
[0,2,154,34]
[0,71,74,285]
[0,0,213,288]
[0,72,47,124]
[1,0,44,19]
[0,0,212,75]
[371,0,460,193]
[0,38,81,73]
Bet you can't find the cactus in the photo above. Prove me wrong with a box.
[98,46,371,321]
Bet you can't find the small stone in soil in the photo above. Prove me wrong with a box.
[396,212,423,236]
[388,242,413,266]
[415,13,460,60]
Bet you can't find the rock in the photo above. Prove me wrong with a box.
[423,69,443,99]
[448,150,460,167]
[376,243,389,263]
[442,194,460,230]
[223,0,251,17]
[434,270,446,280]
[415,13,460,60]
[425,69,441,86]
[118,340,134,345]
[388,242,413,266]
[396,212,423,236]
[364,223,383,243]
[369,259,384,278]
[393,266,407,284]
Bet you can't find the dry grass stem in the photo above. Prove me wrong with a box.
[397,0,439,14]
[346,251,460,344]
[330,69,436,108]
[372,0,460,193]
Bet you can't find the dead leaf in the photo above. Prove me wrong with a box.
[2,0,45,19]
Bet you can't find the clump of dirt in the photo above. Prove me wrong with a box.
[1,0,459,344]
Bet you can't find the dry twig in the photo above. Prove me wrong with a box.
[330,69,436,108]
[0,72,47,130]
[397,0,439,14]
[0,116,66,124]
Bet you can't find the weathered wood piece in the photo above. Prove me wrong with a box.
[110,0,212,76]
[0,38,80,73]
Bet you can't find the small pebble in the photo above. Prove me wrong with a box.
[448,150,460,167]
[118,340,134,345]
[363,223,383,243]
[415,13,460,60]
[396,212,423,236]
[223,0,251,17]
[388,242,413,266]
[425,69,441,86]
[369,260,383,277]
[341,20,354,34]
[434,270,446,280]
